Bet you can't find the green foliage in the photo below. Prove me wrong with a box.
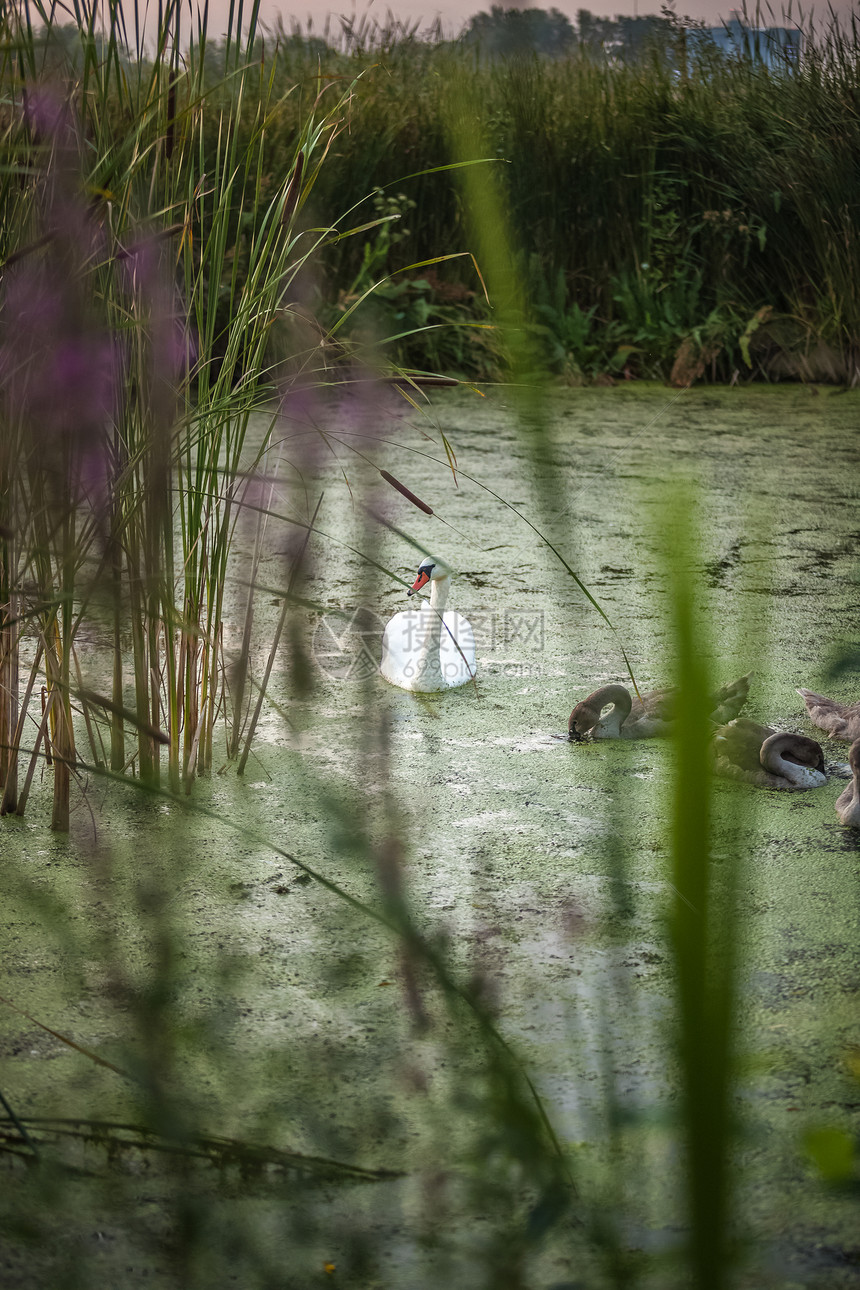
[12,8,849,386]
[271,10,859,384]
[525,263,607,378]
[665,492,737,1289]
[312,188,490,375]
[347,187,418,296]
[0,0,372,811]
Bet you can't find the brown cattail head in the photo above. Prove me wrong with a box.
[380,470,433,515]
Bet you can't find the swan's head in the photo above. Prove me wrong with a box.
[568,698,601,741]
[568,685,632,741]
[406,556,449,597]
[761,732,827,787]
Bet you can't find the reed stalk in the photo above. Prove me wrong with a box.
[666,491,737,1288]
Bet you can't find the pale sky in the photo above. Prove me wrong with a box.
[197,0,858,40]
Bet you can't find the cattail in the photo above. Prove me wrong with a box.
[380,470,433,515]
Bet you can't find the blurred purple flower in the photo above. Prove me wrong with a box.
[1,80,197,535]
[3,268,116,427]
[23,86,75,146]
[51,337,116,427]
[0,257,117,517]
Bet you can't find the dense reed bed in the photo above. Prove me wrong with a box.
[7,7,860,384]
[209,7,860,384]
[1,4,857,1289]
[0,0,368,823]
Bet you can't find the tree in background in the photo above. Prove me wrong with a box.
[575,7,616,51]
[462,5,577,58]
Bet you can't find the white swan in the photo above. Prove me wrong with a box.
[380,556,476,692]
[835,739,860,825]
[713,718,827,789]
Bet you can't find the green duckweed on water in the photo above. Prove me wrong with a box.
[1,383,859,1288]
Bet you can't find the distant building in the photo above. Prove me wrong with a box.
[705,12,803,69]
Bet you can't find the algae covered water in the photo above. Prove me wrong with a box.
[1,384,858,1288]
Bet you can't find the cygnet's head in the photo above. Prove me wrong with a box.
[761,732,826,786]
[406,556,449,596]
[568,699,601,741]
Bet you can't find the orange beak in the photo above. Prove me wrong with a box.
[407,569,430,596]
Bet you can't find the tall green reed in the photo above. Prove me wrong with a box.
[0,0,376,817]
[441,76,752,1285]
[664,493,738,1288]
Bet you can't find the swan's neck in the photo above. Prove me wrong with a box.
[413,575,449,684]
[429,574,450,615]
[592,685,632,738]
[762,737,826,787]
[594,705,625,738]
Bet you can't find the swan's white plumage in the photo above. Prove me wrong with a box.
[380,606,475,691]
[380,558,475,692]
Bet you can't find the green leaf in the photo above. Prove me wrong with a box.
[804,1127,856,1182]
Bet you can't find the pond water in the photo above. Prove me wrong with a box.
[1,383,859,1288]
